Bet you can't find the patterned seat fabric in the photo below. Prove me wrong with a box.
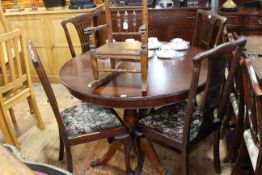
[61,103,122,138]
[139,101,203,141]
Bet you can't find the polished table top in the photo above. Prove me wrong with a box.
[60,47,206,109]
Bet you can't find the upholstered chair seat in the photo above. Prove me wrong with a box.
[61,103,122,138]
[139,101,203,142]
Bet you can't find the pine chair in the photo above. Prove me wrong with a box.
[192,9,227,50]
[0,28,45,149]
[61,13,96,57]
[85,0,148,93]
[232,59,262,175]
[28,40,134,173]
[136,37,246,175]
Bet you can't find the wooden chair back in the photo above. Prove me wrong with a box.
[28,40,69,141]
[192,9,227,50]
[61,13,94,57]
[242,59,262,174]
[104,0,148,44]
[0,29,45,148]
[183,37,246,144]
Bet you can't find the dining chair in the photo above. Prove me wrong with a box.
[61,13,96,57]
[85,0,148,93]
[0,28,45,149]
[191,9,227,50]
[136,37,247,175]
[28,40,134,174]
[231,59,262,175]
[221,32,245,163]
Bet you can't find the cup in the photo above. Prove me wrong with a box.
[171,38,183,45]
[148,37,158,44]
[160,44,171,52]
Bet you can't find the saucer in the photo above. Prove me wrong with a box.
[156,49,184,59]
[148,42,162,50]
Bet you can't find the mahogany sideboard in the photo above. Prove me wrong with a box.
[218,7,262,35]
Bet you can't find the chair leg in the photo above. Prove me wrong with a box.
[182,150,189,175]
[27,98,35,115]
[65,144,73,173]
[214,129,221,174]
[9,108,17,124]
[59,136,64,161]
[0,105,20,149]
[27,95,45,130]
[90,52,99,80]
[231,138,246,175]
[140,51,148,93]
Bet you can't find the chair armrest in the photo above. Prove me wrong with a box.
[84,24,109,35]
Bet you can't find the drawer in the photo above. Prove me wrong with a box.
[226,16,242,25]
[149,11,196,24]
[243,17,262,27]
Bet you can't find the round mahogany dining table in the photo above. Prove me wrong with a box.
[60,46,206,175]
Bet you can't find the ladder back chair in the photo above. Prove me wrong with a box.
[0,2,26,140]
[192,9,227,50]
[136,37,246,175]
[0,28,45,149]
[61,13,96,57]
[232,59,262,175]
[85,0,148,93]
[28,40,134,174]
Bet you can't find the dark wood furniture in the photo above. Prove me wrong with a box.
[95,2,212,42]
[28,40,133,174]
[85,0,149,92]
[218,8,262,35]
[136,37,247,175]
[60,46,208,174]
[61,13,94,57]
[192,9,227,49]
[232,59,262,175]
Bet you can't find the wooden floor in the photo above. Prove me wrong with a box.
[0,83,234,175]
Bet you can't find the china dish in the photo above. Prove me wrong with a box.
[156,49,184,59]
[148,50,154,58]
[148,41,163,50]
[170,42,189,51]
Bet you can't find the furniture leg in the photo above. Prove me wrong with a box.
[65,144,73,173]
[90,140,122,167]
[9,108,17,124]
[140,51,148,93]
[58,136,64,161]
[27,95,45,130]
[0,105,20,148]
[90,52,99,79]
[213,129,221,174]
[140,137,170,175]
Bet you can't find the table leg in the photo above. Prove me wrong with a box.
[124,109,169,175]
[140,137,170,175]
[90,140,122,167]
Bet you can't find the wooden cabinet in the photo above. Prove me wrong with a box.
[4,5,103,82]
[218,8,262,35]
[149,7,206,41]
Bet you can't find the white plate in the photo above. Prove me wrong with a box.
[148,42,162,50]
[156,50,184,59]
